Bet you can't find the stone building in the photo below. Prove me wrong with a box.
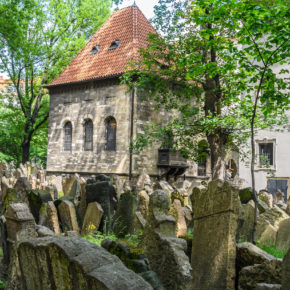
[46,5,209,180]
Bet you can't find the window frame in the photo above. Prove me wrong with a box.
[63,121,72,151]
[105,117,117,151]
[256,139,276,170]
[84,119,93,151]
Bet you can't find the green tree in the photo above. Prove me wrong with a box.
[0,0,112,164]
[122,0,289,180]
[123,0,289,243]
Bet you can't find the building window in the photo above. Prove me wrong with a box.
[90,45,100,55]
[259,142,274,167]
[109,40,120,50]
[64,122,72,151]
[84,119,93,151]
[105,117,116,151]
[197,158,207,176]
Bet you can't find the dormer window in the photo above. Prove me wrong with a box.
[90,45,100,55]
[109,40,120,50]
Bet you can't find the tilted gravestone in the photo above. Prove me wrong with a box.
[113,192,137,237]
[81,202,103,235]
[57,200,79,233]
[85,175,117,231]
[191,180,240,290]
[46,201,61,235]
[27,190,52,223]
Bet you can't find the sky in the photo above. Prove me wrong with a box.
[117,0,159,19]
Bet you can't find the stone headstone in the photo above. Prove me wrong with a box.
[257,205,289,241]
[62,174,78,196]
[282,248,290,289]
[239,200,256,242]
[137,190,149,219]
[1,176,11,202]
[85,176,116,230]
[81,202,103,235]
[273,190,284,204]
[259,224,277,246]
[136,169,152,189]
[168,199,187,237]
[14,177,31,204]
[156,180,174,198]
[46,201,61,235]
[5,203,37,243]
[143,190,191,290]
[259,191,273,208]
[133,211,146,231]
[2,188,23,214]
[191,180,240,290]
[239,187,253,204]
[47,175,63,194]
[239,260,282,289]
[113,192,136,237]
[27,190,52,223]
[275,218,290,251]
[57,200,79,233]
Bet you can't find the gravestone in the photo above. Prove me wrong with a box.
[57,200,79,233]
[81,202,103,235]
[46,201,61,234]
[143,190,191,290]
[282,248,290,289]
[137,190,149,219]
[275,218,290,251]
[191,180,240,290]
[27,190,52,223]
[113,192,136,237]
[14,177,31,205]
[85,175,116,230]
[5,203,37,243]
[1,176,11,202]
[239,200,256,242]
[169,199,187,237]
[136,169,152,189]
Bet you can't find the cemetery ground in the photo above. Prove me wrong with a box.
[1,162,290,289]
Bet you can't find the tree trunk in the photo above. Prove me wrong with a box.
[21,139,30,164]
[207,133,227,180]
[204,78,227,181]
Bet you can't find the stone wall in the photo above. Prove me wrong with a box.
[47,78,204,179]
[8,236,152,290]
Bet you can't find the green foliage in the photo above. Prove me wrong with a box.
[82,230,143,249]
[83,231,118,246]
[257,243,287,258]
[0,0,112,164]
[122,0,290,177]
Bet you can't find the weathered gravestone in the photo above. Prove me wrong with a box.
[14,177,31,205]
[57,200,79,233]
[113,192,136,237]
[137,190,149,219]
[2,188,23,214]
[275,218,290,251]
[168,199,187,237]
[81,202,103,235]
[239,200,256,242]
[46,201,61,235]
[1,176,11,202]
[143,190,192,290]
[27,190,52,223]
[282,247,290,289]
[191,180,240,290]
[85,175,116,231]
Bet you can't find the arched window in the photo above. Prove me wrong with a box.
[64,122,72,151]
[105,117,116,151]
[84,119,93,151]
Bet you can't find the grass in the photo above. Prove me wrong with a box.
[82,230,143,248]
[257,244,287,259]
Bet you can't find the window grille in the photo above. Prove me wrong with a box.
[64,122,72,151]
[259,143,274,166]
[84,120,93,151]
[105,117,116,151]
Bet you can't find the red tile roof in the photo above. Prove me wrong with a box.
[47,6,156,87]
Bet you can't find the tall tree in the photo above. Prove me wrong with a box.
[0,0,111,164]
[122,0,289,183]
